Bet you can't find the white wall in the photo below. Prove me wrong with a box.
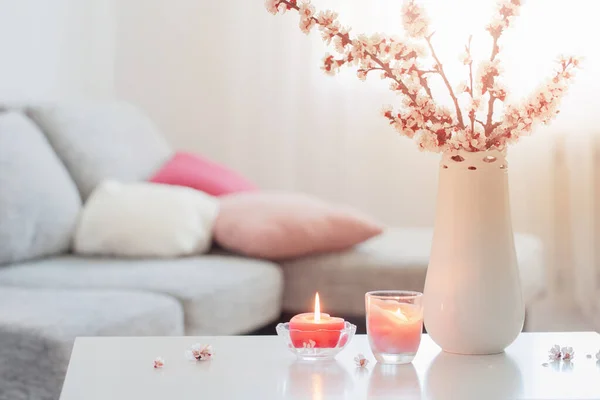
[0,0,115,103]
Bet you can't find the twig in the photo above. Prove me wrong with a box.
[484,95,497,135]
[362,67,385,74]
[418,71,433,98]
[426,34,465,129]
[467,36,474,134]
[483,32,502,135]
[475,119,486,130]
[490,35,500,62]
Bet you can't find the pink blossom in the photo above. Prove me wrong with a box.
[402,0,431,39]
[321,53,343,76]
[477,59,502,94]
[354,354,369,368]
[186,344,213,361]
[265,0,281,15]
[265,0,290,15]
[487,0,523,37]
[298,2,316,34]
[415,130,442,152]
[153,357,165,369]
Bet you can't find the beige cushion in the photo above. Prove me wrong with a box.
[0,255,283,335]
[280,228,544,315]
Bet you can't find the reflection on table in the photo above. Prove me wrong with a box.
[424,351,523,400]
[367,362,421,399]
[282,360,353,399]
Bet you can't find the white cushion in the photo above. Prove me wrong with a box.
[74,181,219,257]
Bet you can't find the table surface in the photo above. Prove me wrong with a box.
[60,332,600,400]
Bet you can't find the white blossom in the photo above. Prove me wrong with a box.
[561,346,575,361]
[548,344,562,361]
[459,51,472,65]
[456,81,469,94]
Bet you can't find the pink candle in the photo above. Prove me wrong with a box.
[367,302,423,353]
[289,293,345,348]
[365,291,424,364]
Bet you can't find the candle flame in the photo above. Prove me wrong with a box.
[314,292,321,322]
[395,308,409,322]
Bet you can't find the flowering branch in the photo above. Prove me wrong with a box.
[266,0,580,153]
[486,56,580,149]
[426,34,465,129]
[482,0,522,136]
[277,0,422,106]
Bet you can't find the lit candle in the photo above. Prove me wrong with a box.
[367,298,423,355]
[289,293,345,348]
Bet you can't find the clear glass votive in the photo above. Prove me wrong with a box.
[366,291,424,364]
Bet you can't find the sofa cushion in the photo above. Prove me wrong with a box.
[0,255,283,335]
[26,102,173,200]
[0,288,183,400]
[279,228,545,315]
[74,181,219,257]
[0,112,81,265]
[150,151,258,196]
[214,191,384,260]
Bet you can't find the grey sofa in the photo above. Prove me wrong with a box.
[0,102,545,400]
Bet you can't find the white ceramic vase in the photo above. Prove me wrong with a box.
[423,149,525,355]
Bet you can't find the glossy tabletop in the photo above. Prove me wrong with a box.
[60,332,600,399]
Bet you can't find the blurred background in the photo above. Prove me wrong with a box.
[1,0,599,396]
[2,0,598,327]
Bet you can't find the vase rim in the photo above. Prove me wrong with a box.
[442,148,506,156]
[440,148,508,170]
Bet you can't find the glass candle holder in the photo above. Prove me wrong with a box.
[366,291,424,364]
[276,321,356,361]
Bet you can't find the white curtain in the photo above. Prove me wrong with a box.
[0,0,115,103]
[114,0,600,320]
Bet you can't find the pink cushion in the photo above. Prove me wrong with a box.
[149,152,257,196]
[214,192,384,260]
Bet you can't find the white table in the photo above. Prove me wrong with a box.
[60,332,600,399]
